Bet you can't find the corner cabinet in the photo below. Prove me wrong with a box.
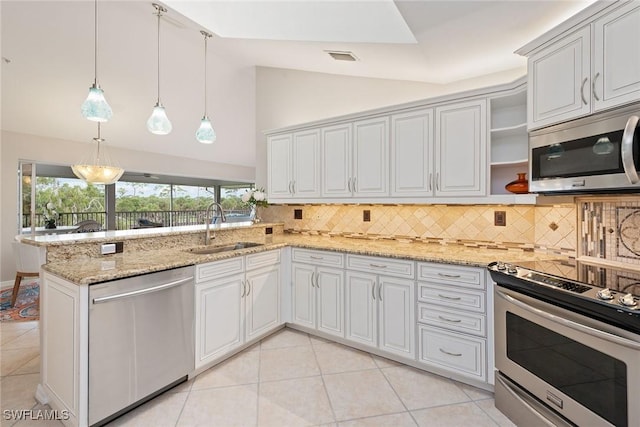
[291,248,345,337]
[195,250,281,370]
[435,100,487,196]
[267,130,321,199]
[523,1,640,130]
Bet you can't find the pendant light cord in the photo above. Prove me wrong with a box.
[93,0,98,86]
[153,4,166,104]
[201,31,211,116]
[95,123,102,163]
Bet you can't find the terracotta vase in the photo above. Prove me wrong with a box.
[505,172,529,194]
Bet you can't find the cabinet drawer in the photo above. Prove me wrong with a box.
[419,326,486,381]
[417,283,485,313]
[346,255,414,279]
[196,257,244,283]
[246,250,281,271]
[417,303,486,337]
[291,248,344,268]
[417,263,484,290]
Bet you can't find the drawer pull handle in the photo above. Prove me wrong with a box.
[310,256,324,260]
[438,273,461,278]
[437,294,461,301]
[438,315,462,323]
[369,263,387,268]
[439,348,462,357]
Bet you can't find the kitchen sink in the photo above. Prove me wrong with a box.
[185,241,263,255]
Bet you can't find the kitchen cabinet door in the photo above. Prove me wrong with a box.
[267,134,293,198]
[435,100,487,196]
[353,117,389,196]
[195,274,244,368]
[292,129,321,197]
[527,26,591,129]
[322,123,353,197]
[391,109,434,197]
[245,265,280,340]
[378,276,415,358]
[593,2,640,111]
[345,271,377,347]
[291,263,315,329]
[316,267,344,338]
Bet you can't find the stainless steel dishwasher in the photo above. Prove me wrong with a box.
[88,266,194,426]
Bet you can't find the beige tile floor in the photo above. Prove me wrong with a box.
[1,322,516,427]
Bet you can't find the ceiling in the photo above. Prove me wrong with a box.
[1,0,597,169]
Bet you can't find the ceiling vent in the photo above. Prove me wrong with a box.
[326,50,358,62]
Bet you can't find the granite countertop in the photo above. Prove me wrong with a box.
[43,233,563,285]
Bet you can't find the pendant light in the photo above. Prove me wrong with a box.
[147,3,172,135]
[72,123,124,185]
[80,0,112,122]
[196,31,216,144]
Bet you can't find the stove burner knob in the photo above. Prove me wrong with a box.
[597,288,614,300]
[496,262,506,271]
[507,264,518,274]
[619,293,637,307]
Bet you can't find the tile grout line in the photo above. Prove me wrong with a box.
[378,366,419,427]
[255,336,262,427]
[309,333,338,425]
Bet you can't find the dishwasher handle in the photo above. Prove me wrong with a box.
[92,276,193,304]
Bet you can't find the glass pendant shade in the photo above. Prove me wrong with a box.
[196,116,216,144]
[147,103,172,135]
[81,84,113,122]
[72,163,124,185]
[72,126,124,185]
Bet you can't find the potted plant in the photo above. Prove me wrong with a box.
[43,202,59,229]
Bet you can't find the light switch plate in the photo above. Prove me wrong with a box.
[101,243,116,255]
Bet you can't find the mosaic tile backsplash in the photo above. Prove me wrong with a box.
[580,197,640,266]
[259,203,578,256]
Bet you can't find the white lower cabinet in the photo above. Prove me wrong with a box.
[291,249,345,338]
[415,262,489,384]
[345,255,415,359]
[195,250,281,369]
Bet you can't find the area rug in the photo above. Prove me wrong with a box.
[0,280,39,321]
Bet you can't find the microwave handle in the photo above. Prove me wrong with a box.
[621,115,639,184]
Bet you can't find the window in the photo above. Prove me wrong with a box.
[18,162,254,233]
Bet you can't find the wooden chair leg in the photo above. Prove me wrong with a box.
[10,272,39,307]
[11,273,23,307]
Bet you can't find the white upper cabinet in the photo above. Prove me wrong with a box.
[527,26,591,129]
[267,134,293,198]
[353,117,389,196]
[391,109,434,197]
[524,1,640,130]
[322,123,353,197]
[435,100,487,196]
[292,129,321,197]
[593,2,640,111]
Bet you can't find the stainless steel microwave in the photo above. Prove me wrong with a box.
[529,103,640,194]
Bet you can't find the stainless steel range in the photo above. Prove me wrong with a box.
[488,260,640,427]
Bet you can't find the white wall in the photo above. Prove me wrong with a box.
[254,66,525,186]
[0,131,255,282]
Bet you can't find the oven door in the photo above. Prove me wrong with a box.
[495,286,640,427]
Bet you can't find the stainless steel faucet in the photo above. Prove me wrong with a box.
[204,202,226,245]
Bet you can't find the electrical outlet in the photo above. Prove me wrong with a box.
[494,211,506,227]
[363,210,371,222]
[294,209,303,220]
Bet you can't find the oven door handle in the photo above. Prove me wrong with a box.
[497,290,640,351]
[621,115,640,184]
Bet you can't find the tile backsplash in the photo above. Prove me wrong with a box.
[259,203,577,256]
[580,197,640,266]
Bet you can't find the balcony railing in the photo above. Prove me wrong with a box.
[24,209,252,230]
